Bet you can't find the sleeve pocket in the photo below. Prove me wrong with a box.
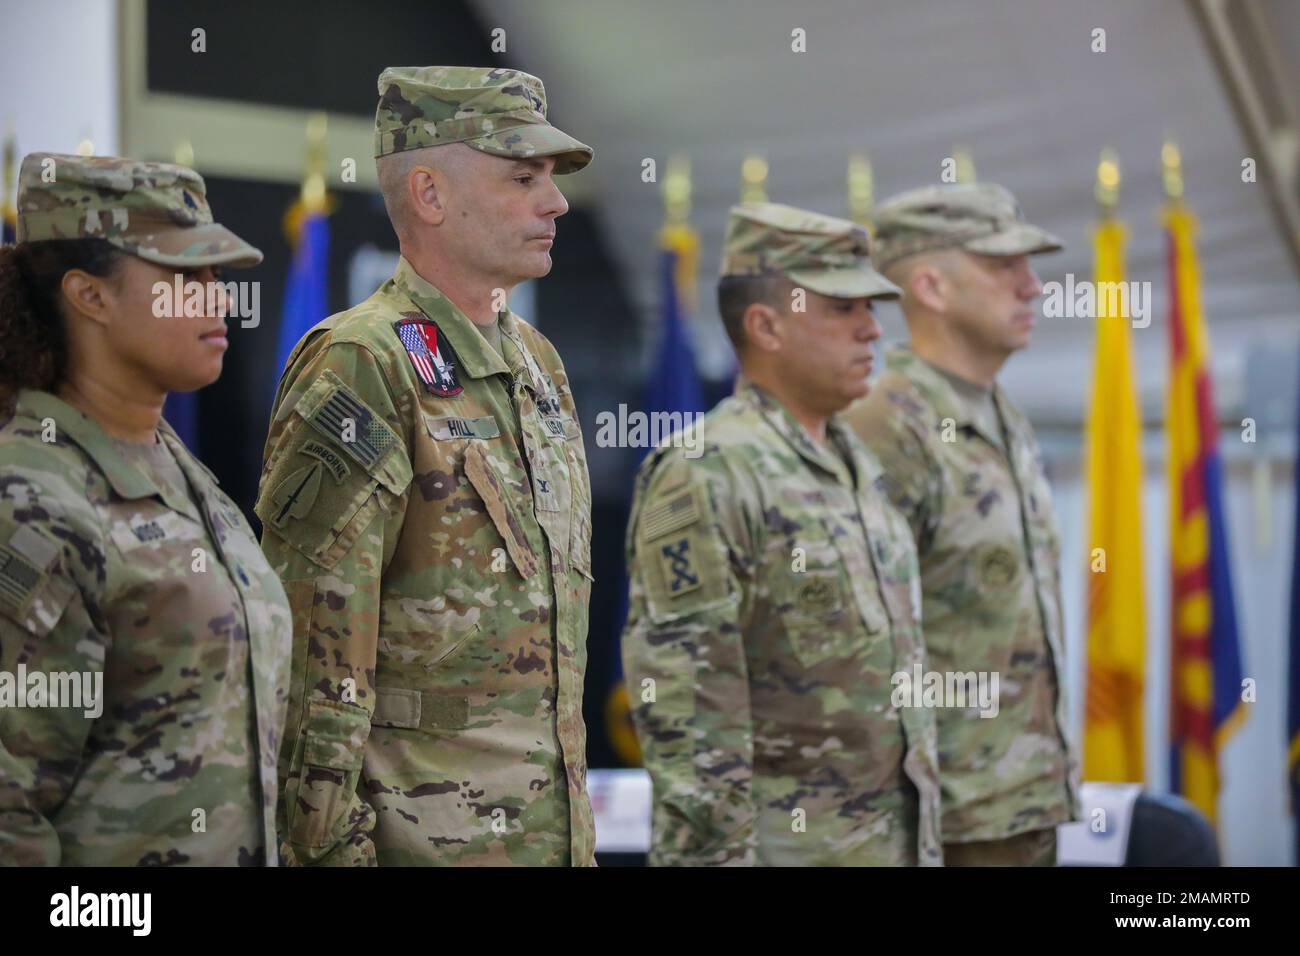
[300,700,370,771]
[256,394,412,571]
[288,700,371,847]
[463,442,539,578]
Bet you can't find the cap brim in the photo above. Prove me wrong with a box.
[786,265,902,301]
[465,123,593,174]
[110,222,264,268]
[966,222,1063,258]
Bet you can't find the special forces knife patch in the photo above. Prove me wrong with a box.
[394,317,463,397]
[269,462,323,528]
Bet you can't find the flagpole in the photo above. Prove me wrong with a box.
[1,130,16,242]
[847,153,873,232]
[740,154,768,204]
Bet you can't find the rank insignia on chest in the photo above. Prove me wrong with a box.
[394,318,463,397]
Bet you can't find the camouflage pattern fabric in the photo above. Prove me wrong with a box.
[622,380,942,866]
[15,152,263,268]
[844,346,1080,843]
[943,826,1057,867]
[871,182,1062,270]
[259,256,595,866]
[720,202,900,300]
[374,66,592,172]
[0,391,291,865]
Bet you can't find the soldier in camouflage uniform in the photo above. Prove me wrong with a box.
[622,202,943,866]
[0,153,291,865]
[843,183,1081,866]
[259,67,596,866]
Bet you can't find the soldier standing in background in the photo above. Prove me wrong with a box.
[844,183,1080,866]
[622,202,943,866]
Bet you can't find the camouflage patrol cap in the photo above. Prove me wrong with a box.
[872,183,1063,270]
[15,152,263,268]
[374,66,592,173]
[720,202,900,300]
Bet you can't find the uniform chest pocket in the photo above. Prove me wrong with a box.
[778,566,872,668]
[462,442,540,579]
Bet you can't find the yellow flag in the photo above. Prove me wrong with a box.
[1083,218,1146,781]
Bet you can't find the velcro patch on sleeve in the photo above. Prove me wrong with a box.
[0,519,75,634]
[266,462,325,529]
[655,534,702,597]
[0,521,58,613]
[634,480,735,622]
[0,549,41,613]
[640,487,700,541]
[307,386,399,472]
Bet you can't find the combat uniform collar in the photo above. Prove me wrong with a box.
[392,256,514,381]
[14,389,160,501]
[155,416,223,491]
[734,378,871,489]
[885,345,1010,448]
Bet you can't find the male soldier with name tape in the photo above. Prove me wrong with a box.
[843,183,1081,866]
[622,202,943,866]
[258,66,596,866]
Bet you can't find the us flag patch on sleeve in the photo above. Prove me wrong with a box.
[394,317,463,397]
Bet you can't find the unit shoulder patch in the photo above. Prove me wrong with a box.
[394,315,463,398]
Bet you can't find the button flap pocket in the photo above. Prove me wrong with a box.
[463,442,539,578]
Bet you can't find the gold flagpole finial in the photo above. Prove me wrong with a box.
[663,154,691,226]
[953,145,976,184]
[2,129,16,221]
[847,153,874,230]
[740,154,768,203]
[1096,148,1120,217]
[1161,139,1184,202]
[173,139,195,169]
[661,154,698,313]
[301,112,329,214]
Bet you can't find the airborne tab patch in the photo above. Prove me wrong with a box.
[299,440,351,483]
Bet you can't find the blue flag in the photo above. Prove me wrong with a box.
[636,246,707,464]
[608,236,708,766]
[275,210,330,389]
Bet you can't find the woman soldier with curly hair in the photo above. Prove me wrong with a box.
[0,153,291,866]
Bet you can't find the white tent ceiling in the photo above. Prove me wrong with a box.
[477,0,1299,426]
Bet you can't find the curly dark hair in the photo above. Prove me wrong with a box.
[0,238,125,408]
